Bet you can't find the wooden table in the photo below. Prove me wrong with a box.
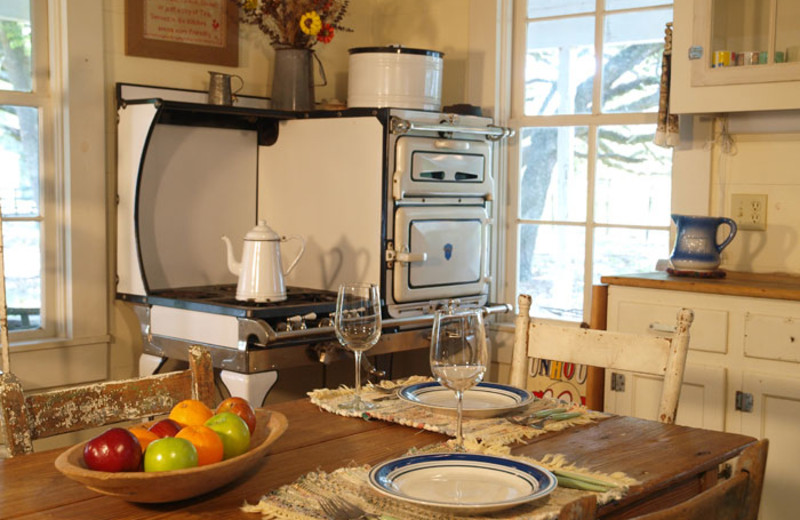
[1,399,756,519]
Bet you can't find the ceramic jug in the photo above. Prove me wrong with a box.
[670,214,737,272]
[221,221,305,302]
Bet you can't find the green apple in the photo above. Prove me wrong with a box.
[204,411,251,459]
[143,437,198,472]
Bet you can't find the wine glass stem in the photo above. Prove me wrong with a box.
[455,389,464,450]
[353,350,363,403]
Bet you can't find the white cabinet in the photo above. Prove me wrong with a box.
[604,284,800,519]
[741,372,800,520]
[672,0,800,113]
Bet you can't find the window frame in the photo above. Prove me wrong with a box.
[505,0,673,321]
[0,0,60,340]
[2,0,109,391]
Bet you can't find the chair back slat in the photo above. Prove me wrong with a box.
[1,345,215,457]
[528,323,673,375]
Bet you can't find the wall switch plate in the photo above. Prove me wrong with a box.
[731,193,768,231]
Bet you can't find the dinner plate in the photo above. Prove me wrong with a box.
[398,381,534,417]
[368,452,557,514]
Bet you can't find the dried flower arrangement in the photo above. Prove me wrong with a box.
[232,0,352,49]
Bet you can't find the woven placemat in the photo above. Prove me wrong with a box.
[307,377,607,451]
[242,443,637,520]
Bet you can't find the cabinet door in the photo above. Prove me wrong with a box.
[741,372,800,520]
[605,364,726,431]
[672,0,800,113]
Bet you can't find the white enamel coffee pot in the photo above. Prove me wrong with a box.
[221,221,305,302]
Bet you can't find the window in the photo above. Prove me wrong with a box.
[511,0,673,321]
[0,0,56,338]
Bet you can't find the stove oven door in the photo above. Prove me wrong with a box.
[391,205,488,304]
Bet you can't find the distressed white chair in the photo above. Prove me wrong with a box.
[0,345,215,457]
[510,294,694,424]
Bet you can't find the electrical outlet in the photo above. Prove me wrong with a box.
[731,194,768,231]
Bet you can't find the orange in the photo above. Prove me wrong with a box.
[168,399,214,427]
[128,426,160,453]
[175,425,224,466]
[216,397,257,434]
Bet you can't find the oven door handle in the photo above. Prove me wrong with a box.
[395,250,427,264]
[386,244,427,267]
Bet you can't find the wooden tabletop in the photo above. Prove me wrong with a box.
[600,270,800,301]
[0,399,756,519]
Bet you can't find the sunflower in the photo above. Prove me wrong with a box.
[299,11,322,36]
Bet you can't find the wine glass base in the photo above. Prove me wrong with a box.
[338,397,376,412]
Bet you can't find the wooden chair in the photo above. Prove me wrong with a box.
[630,439,768,520]
[0,344,215,457]
[510,294,694,424]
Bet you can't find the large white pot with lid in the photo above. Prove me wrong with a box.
[347,45,444,111]
[221,221,305,302]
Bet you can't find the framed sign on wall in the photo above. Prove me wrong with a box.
[125,0,239,66]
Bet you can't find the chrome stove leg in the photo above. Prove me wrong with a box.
[219,370,278,408]
[139,352,167,376]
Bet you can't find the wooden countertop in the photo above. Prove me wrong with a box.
[600,271,800,301]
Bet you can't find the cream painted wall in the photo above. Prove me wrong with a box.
[105,1,474,379]
[711,129,800,274]
[104,1,469,107]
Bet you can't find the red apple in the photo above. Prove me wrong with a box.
[83,428,142,472]
[215,397,257,434]
[148,418,182,438]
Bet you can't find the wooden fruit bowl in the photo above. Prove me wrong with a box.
[54,408,288,503]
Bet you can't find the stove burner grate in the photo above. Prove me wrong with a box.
[145,285,338,319]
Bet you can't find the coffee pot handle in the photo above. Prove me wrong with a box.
[716,218,738,252]
[282,235,305,275]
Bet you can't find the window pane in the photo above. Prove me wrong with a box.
[528,0,595,18]
[593,227,668,283]
[525,17,595,115]
[519,224,585,321]
[0,2,33,93]
[594,125,671,226]
[519,127,588,222]
[3,221,41,331]
[607,0,673,10]
[602,9,671,113]
[0,105,40,217]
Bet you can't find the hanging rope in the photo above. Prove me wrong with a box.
[0,203,9,374]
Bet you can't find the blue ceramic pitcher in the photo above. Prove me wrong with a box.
[670,214,737,271]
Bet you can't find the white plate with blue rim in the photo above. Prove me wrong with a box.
[368,452,557,514]
[397,381,535,418]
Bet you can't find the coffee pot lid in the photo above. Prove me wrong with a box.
[244,220,280,241]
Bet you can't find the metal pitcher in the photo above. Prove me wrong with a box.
[670,214,737,272]
[271,48,327,111]
[208,71,243,105]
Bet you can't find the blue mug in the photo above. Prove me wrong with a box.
[670,214,737,272]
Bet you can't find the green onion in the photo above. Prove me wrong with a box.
[553,469,617,490]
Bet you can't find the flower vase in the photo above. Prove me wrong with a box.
[271,48,326,111]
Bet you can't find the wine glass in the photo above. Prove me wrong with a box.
[334,282,382,411]
[430,306,488,451]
